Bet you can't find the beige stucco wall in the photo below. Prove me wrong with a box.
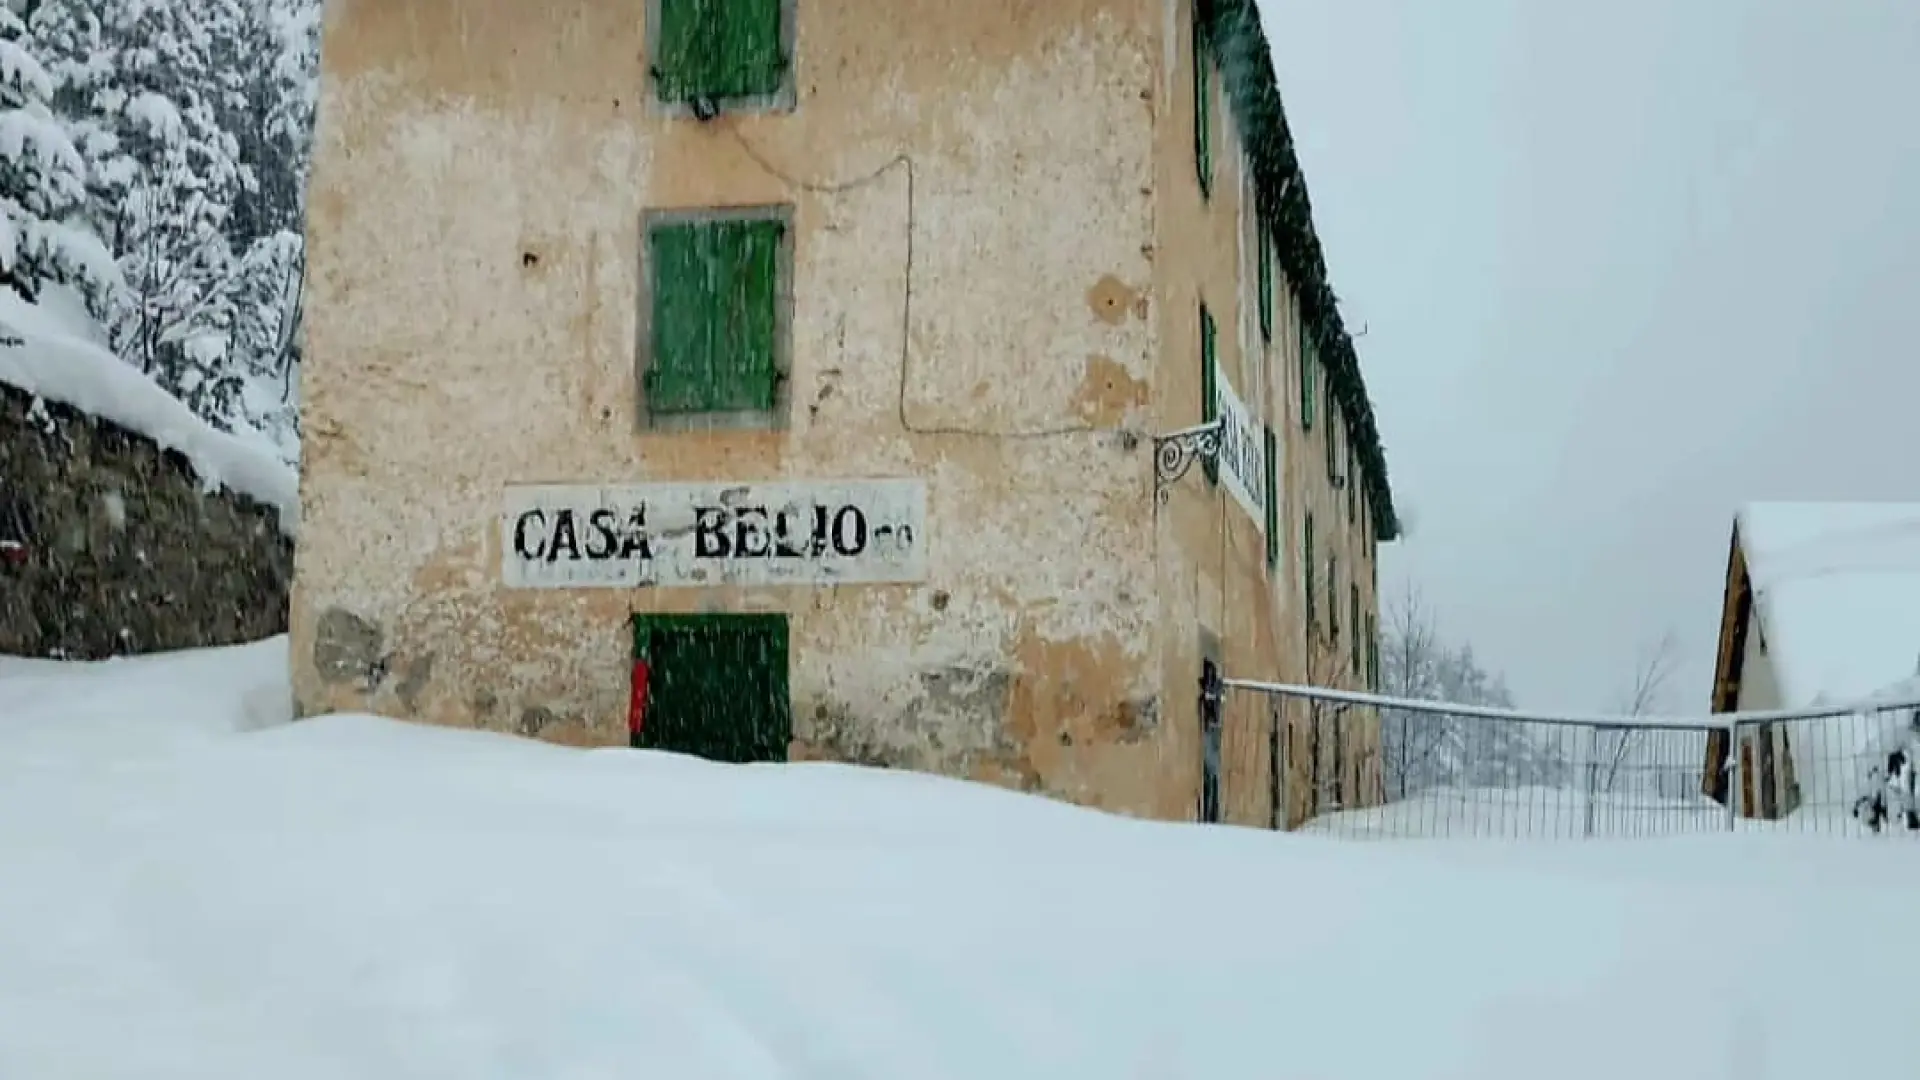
[294,0,1386,824]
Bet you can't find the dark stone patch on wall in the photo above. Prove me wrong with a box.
[0,384,292,659]
[312,606,386,689]
[517,706,559,738]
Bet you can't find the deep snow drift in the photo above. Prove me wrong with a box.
[1,637,1915,1080]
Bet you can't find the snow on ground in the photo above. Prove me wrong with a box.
[1738,501,1920,804]
[4,641,1919,1079]
[0,287,297,532]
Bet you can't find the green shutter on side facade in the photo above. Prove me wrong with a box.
[1201,305,1219,484]
[1264,424,1279,568]
[1258,229,1273,341]
[1194,11,1212,197]
[1304,513,1315,628]
[1300,327,1315,430]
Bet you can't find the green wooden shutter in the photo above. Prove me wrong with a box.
[1348,446,1358,522]
[1368,615,1379,689]
[1328,553,1339,643]
[723,218,782,410]
[1201,305,1218,484]
[1193,9,1211,198]
[1303,513,1315,629]
[1258,229,1273,341]
[1326,405,1339,484]
[1299,327,1315,430]
[1263,425,1279,568]
[713,0,784,100]
[633,613,789,763]
[649,222,712,413]
[655,0,785,103]
[648,217,781,415]
[1350,583,1361,675]
[654,0,707,102]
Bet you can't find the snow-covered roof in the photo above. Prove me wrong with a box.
[0,290,297,535]
[1737,501,1920,707]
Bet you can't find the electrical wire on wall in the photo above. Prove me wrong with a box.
[723,120,1103,442]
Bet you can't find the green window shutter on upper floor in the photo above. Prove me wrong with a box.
[1303,512,1316,628]
[1193,7,1212,198]
[1348,444,1357,522]
[1300,325,1315,431]
[1350,583,1361,676]
[1326,402,1341,486]
[1264,424,1279,568]
[1328,552,1339,644]
[655,0,787,104]
[1258,229,1274,342]
[1367,615,1380,690]
[1201,304,1219,484]
[648,216,783,415]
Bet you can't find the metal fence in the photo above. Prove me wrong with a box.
[1224,679,1920,840]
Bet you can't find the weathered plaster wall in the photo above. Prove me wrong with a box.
[0,384,292,659]
[295,0,1178,810]
[1154,0,1383,828]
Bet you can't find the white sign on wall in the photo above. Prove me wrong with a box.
[1214,371,1268,531]
[501,479,928,588]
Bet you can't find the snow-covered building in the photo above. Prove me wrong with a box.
[1705,501,1920,819]
[291,0,1395,824]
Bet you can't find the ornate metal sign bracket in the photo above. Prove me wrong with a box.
[1152,418,1225,506]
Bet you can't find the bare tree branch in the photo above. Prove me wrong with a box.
[1601,629,1681,791]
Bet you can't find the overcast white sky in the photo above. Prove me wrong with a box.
[1260,0,1920,712]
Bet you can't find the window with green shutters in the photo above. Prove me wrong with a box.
[1326,405,1340,486]
[1367,615,1380,689]
[1328,553,1339,644]
[653,0,789,108]
[1348,445,1357,522]
[1258,229,1273,342]
[1193,6,1212,198]
[1299,323,1315,430]
[1303,513,1316,629]
[1200,304,1218,484]
[1263,424,1279,568]
[644,212,786,420]
[1349,583,1361,676]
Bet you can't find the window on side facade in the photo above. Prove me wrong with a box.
[651,0,793,114]
[1201,303,1219,484]
[1304,513,1316,629]
[1328,552,1339,645]
[1299,313,1315,431]
[1349,582,1361,676]
[1325,403,1340,487]
[1258,227,1274,342]
[1193,4,1212,198]
[1264,424,1280,569]
[1347,444,1357,522]
[638,207,791,430]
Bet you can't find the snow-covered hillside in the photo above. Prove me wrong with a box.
[2,641,1916,1079]
[0,286,295,529]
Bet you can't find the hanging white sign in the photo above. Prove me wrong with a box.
[1214,371,1267,530]
[501,479,927,588]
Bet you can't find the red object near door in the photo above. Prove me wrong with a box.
[628,660,651,742]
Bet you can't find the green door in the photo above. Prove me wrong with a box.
[632,613,790,763]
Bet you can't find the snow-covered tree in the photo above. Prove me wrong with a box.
[1377,584,1565,796]
[0,5,112,319]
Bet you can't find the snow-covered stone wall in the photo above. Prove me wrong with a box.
[0,383,292,659]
